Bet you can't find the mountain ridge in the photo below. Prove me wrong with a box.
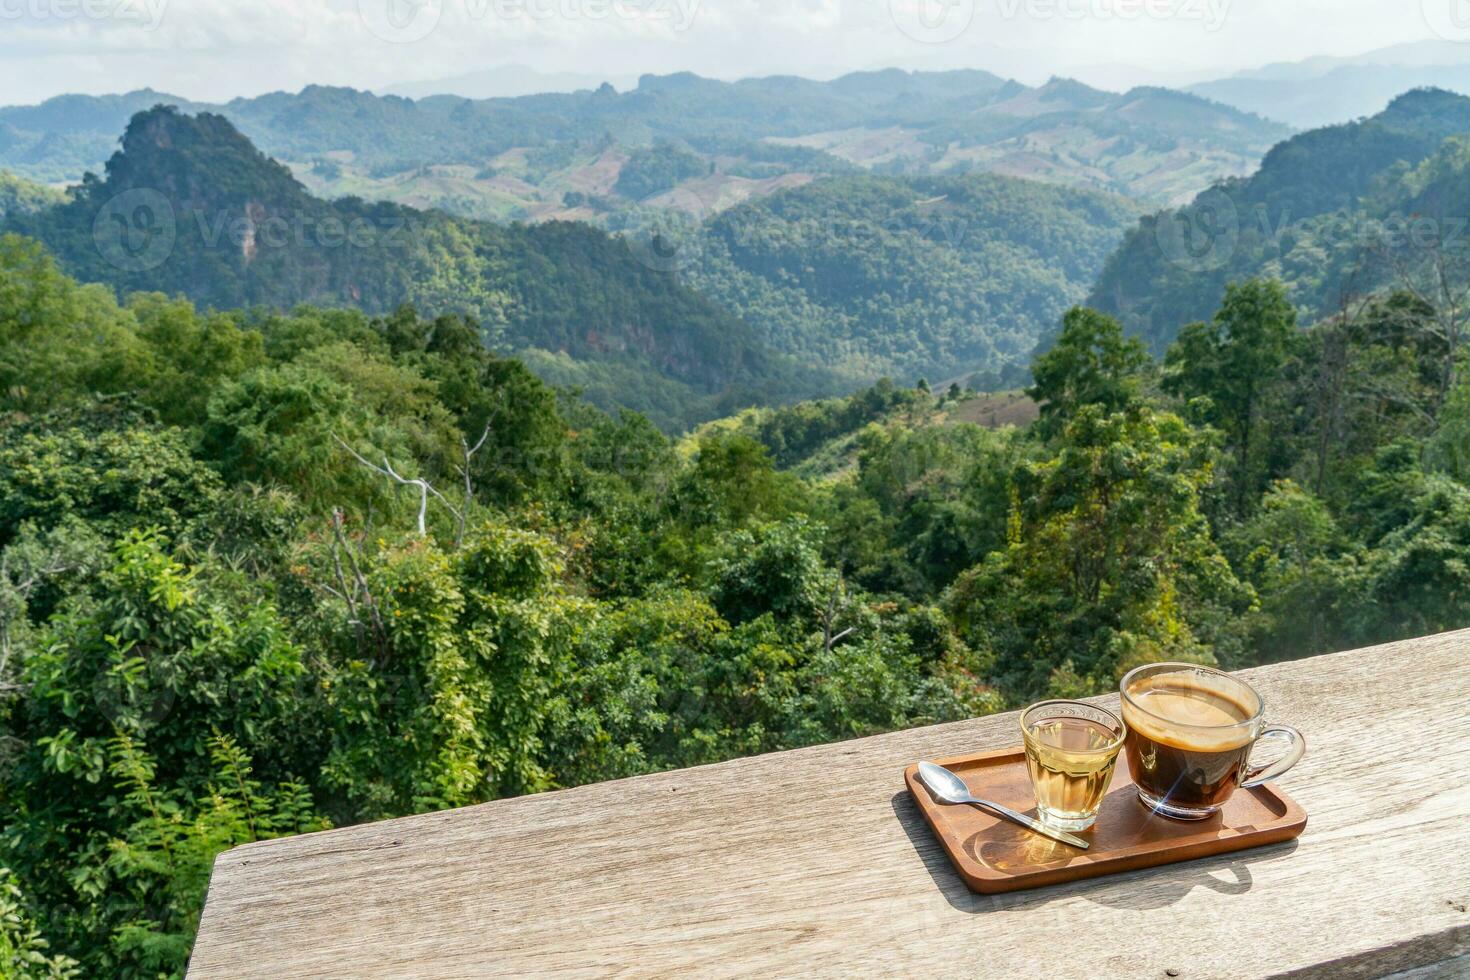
[0,69,1287,212]
[1088,87,1470,351]
[1189,41,1470,128]
[3,105,823,430]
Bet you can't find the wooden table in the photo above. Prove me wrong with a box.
[189,631,1470,978]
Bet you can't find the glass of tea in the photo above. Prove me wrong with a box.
[1120,662,1306,820]
[1020,700,1126,832]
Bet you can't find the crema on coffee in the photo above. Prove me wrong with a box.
[1121,671,1258,813]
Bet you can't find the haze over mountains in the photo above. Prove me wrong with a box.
[0,69,1285,215]
[1189,41,1470,128]
[1090,87,1470,352]
[0,105,1138,426]
[383,66,641,100]
[9,58,1470,425]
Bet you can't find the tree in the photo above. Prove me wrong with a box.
[0,417,221,549]
[948,404,1249,698]
[1164,279,1299,514]
[1223,480,1358,663]
[1429,369,1470,482]
[0,235,147,413]
[1028,306,1150,439]
[5,532,317,976]
[709,518,833,627]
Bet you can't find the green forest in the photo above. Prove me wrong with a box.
[4,107,828,433]
[688,174,1138,383]
[2,212,1468,972]
[2,107,1143,429]
[1091,88,1470,351]
[0,71,1283,207]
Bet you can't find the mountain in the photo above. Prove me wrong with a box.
[0,88,208,182]
[4,106,824,430]
[383,66,639,100]
[1190,41,1470,128]
[0,70,1288,221]
[1088,88,1470,352]
[0,172,62,219]
[687,173,1139,384]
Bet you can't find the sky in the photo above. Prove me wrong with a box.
[0,0,1463,105]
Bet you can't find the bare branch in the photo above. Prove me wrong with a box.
[334,434,462,538]
[453,416,496,545]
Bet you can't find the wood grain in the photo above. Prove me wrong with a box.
[905,748,1305,893]
[188,630,1470,979]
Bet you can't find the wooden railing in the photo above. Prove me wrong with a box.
[188,630,1470,978]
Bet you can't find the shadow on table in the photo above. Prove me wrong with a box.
[889,791,1299,915]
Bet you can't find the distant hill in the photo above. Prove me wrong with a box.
[1088,88,1470,351]
[0,172,63,219]
[688,173,1139,383]
[4,107,825,430]
[383,66,639,100]
[1190,41,1470,128]
[0,70,1288,218]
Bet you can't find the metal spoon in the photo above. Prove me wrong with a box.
[917,761,1090,850]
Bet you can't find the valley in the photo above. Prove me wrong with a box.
[5,30,1470,974]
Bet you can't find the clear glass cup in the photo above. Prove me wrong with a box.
[1020,700,1127,832]
[1119,662,1306,820]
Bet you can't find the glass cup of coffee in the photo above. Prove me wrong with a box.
[1119,662,1306,820]
[1020,700,1127,832]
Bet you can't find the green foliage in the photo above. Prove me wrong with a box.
[1164,279,1299,513]
[1091,88,1470,351]
[1223,481,1357,664]
[710,518,831,626]
[0,235,146,411]
[1429,365,1470,482]
[1,210,1468,976]
[948,404,1248,699]
[1029,306,1150,438]
[0,173,63,220]
[689,174,1139,383]
[614,142,708,200]
[0,419,221,548]
[0,869,78,979]
[102,733,327,974]
[4,530,316,976]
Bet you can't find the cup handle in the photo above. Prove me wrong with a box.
[1240,724,1305,788]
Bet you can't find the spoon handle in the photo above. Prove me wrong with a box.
[966,798,1090,850]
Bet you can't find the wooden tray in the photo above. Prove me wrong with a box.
[903,747,1306,894]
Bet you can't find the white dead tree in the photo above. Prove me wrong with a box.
[820,575,856,654]
[318,508,390,664]
[334,435,462,539]
[1369,219,1470,420]
[455,417,495,542]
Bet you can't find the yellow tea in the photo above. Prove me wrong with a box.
[1020,702,1125,832]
